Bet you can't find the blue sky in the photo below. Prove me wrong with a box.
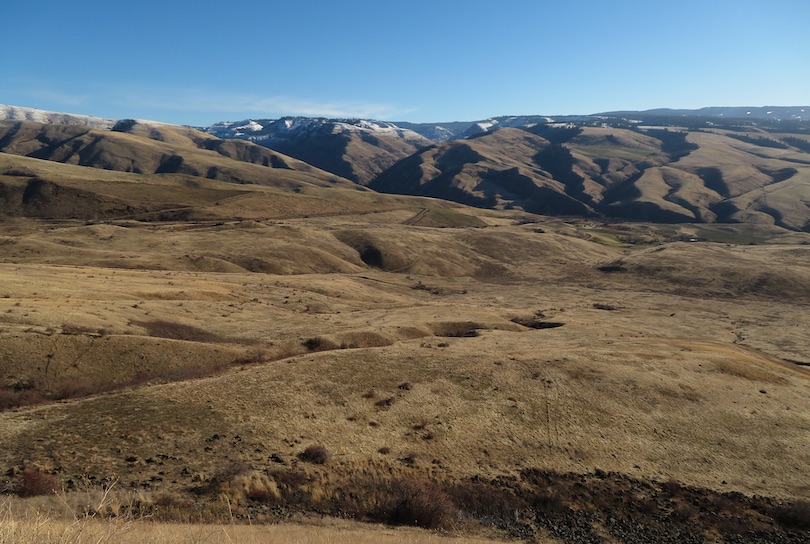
[3,0,808,125]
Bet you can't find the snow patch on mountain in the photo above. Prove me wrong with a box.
[0,104,117,130]
[206,117,432,147]
[234,120,264,133]
[417,126,457,141]
[0,104,172,131]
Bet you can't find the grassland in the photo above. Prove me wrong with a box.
[0,149,809,542]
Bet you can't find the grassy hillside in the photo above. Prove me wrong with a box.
[260,128,431,185]
[0,120,350,189]
[0,144,809,542]
[0,159,808,541]
[0,152,461,223]
[4,115,809,232]
[371,126,810,232]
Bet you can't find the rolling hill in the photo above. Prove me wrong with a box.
[0,118,351,190]
[0,183,808,542]
[206,117,433,184]
[3,104,809,231]
[0,104,809,542]
[371,125,810,231]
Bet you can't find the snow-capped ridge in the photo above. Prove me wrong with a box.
[0,104,171,131]
[205,116,431,147]
[0,104,117,130]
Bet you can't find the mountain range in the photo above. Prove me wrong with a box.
[2,104,809,231]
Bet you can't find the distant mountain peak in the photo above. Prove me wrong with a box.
[205,116,430,144]
[597,106,809,121]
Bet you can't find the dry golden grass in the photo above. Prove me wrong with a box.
[0,481,519,543]
[0,506,514,544]
[371,125,810,230]
[0,120,345,190]
[0,219,807,495]
[0,166,809,540]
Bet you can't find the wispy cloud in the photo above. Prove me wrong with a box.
[1,78,91,109]
[3,79,416,122]
[25,89,90,108]
[114,87,415,121]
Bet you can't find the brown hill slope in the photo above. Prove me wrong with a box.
[0,152,809,541]
[0,119,350,189]
[371,127,810,231]
[0,152,469,224]
[207,118,434,185]
[672,130,810,229]
[371,128,598,216]
[261,127,430,185]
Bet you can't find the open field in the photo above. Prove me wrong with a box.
[0,204,808,542]
[0,147,809,541]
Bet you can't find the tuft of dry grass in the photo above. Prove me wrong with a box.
[0,510,508,544]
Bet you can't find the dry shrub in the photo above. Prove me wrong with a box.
[271,470,308,488]
[269,470,311,507]
[52,377,98,400]
[636,498,659,515]
[162,364,218,382]
[153,492,181,507]
[0,387,47,411]
[246,487,276,503]
[772,500,810,531]
[208,461,250,491]
[0,388,19,410]
[323,476,456,530]
[1,167,36,177]
[430,321,482,338]
[412,281,445,295]
[16,469,59,497]
[661,479,683,497]
[400,452,418,466]
[447,480,526,524]
[530,489,567,514]
[232,349,270,365]
[671,502,698,522]
[336,331,391,349]
[298,444,329,464]
[57,363,225,404]
[382,478,457,530]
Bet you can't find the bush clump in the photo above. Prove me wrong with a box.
[207,460,250,491]
[384,478,457,529]
[772,500,810,531]
[298,444,329,464]
[16,469,59,497]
